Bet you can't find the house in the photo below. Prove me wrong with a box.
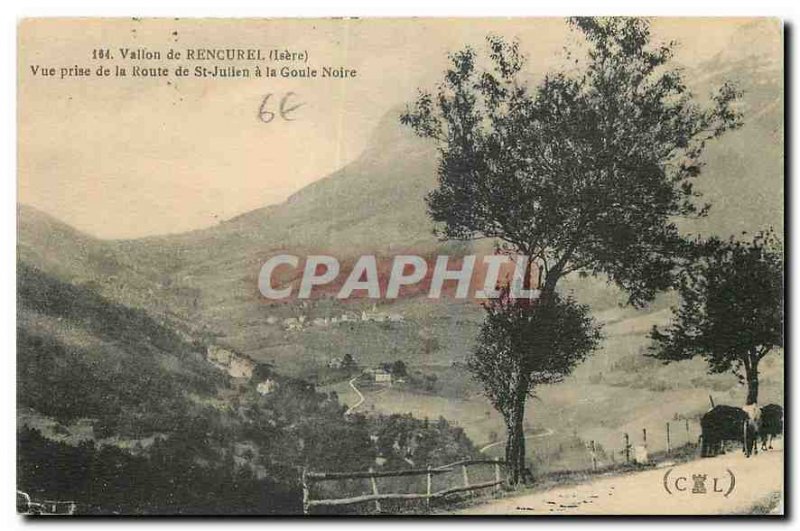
[229,355,256,379]
[366,368,393,384]
[327,357,344,369]
[206,345,256,379]
[375,371,392,384]
[256,379,277,395]
[284,317,305,331]
[360,310,390,322]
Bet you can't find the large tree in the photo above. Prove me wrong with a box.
[401,17,741,482]
[468,289,600,483]
[649,232,784,405]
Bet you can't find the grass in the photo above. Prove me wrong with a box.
[321,319,784,479]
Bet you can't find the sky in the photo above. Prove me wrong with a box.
[18,17,770,239]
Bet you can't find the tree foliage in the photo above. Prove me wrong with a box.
[401,17,742,304]
[468,290,601,418]
[649,231,783,404]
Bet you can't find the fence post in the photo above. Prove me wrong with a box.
[642,428,647,446]
[590,440,597,472]
[624,433,630,464]
[301,467,310,516]
[426,465,432,511]
[666,422,671,454]
[494,458,502,493]
[462,463,470,489]
[685,419,690,446]
[368,467,381,514]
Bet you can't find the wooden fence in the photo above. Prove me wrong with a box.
[301,458,504,514]
[17,491,76,515]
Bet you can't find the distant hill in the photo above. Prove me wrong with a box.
[17,204,108,280]
[17,261,225,441]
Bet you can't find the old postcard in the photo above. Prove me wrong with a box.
[17,17,784,516]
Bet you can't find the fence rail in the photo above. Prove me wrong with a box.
[302,458,505,514]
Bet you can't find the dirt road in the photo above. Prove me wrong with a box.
[479,428,556,453]
[343,377,365,416]
[457,441,783,515]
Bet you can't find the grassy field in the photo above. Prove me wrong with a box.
[322,303,785,476]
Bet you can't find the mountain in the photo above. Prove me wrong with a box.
[103,110,464,372]
[679,20,783,238]
[17,20,783,377]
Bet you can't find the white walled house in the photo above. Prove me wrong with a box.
[206,345,256,380]
[366,368,393,384]
[256,379,277,395]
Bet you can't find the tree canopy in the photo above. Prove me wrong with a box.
[649,231,784,404]
[401,17,742,304]
[468,290,602,417]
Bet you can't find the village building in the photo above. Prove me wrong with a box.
[256,379,277,395]
[366,367,393,384]
[206,345,256,379]
[229,355,256,379]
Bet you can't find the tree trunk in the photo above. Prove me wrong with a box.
[520,257,536,304]
[745,360,759,405]
[504,257,549,485]
[542,270,559,299]
[504,385,528,485]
